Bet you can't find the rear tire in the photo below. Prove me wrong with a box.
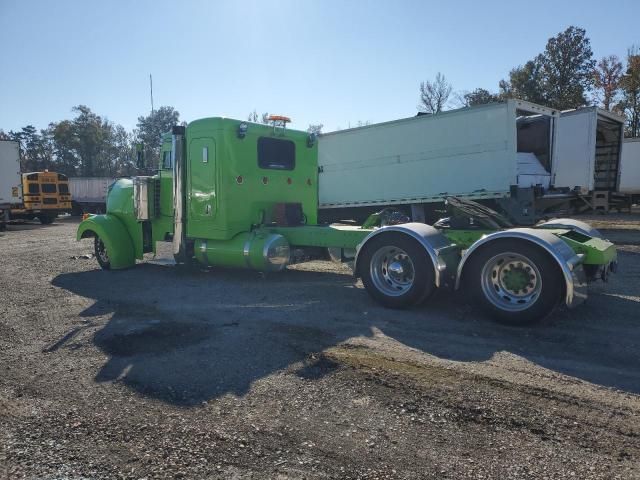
[360,233,435,309]
[464,240,563,325]
[39,214,55,224]
[94,236,111,270]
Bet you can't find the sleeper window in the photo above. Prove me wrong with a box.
[257,137,295,170]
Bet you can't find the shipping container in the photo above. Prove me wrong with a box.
[0,141,21,227]
[619,138,640,195]
[554,107,625,193]
[69,177,116,214]
[317,100,559,222]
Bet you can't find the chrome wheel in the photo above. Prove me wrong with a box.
[480,252,542,312]
[369,246,415,297]
[96,238,109,264]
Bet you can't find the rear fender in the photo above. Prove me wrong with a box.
[537,218,603,238]
[354,223,459,288]
[455,228,587,308]
[77,214,136,269]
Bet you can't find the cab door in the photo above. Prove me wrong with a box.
[187,137,217,236]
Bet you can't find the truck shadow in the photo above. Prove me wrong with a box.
[52,256,640,405]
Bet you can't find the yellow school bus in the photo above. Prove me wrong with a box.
[10,171,72,224]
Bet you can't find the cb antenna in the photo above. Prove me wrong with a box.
[149,74,154,115]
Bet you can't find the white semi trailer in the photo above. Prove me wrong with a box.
[69,177,116,215]
[0,141,21,230]
[619,138,640,200]
[318,99,562,225]
[554,107,625,210]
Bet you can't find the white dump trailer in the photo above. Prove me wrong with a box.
[318,100,560,224]
[619,138,640,196]
[0,141,21,229]
[69,177,116,215]
[554,107,625,193]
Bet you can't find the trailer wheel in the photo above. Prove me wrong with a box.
[360,233,434,309]
[94,236,111,270]
[465,240,562,325]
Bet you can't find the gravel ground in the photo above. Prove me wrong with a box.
[1,216,639,479]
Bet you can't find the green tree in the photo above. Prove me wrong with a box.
[617,47,640,137]
[593,55,623,111]
[135,106,180,169]
[8,125,54,172]
[60,106,113,176]
[461,88,501,107]
[110,125,135,176]
[501,26,595,109]
[542,26,595,108]
[501,60,547,105]
[50,105,130,176]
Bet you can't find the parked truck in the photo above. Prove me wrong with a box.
[619,138,640,203]
[76,116,617,325]
[69,177,115,215]
[0,141,21,230]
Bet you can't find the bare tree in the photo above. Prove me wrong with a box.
[247,110,259,122]
[593,55,623,110]
[307,124,323,134]
[418,72,452,114]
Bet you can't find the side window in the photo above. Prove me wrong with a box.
[28,183,40,194]
[258,137,295,170]
[58,183,69,194]
[162,150,172,169]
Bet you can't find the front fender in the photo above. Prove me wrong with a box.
[455,228,587,308]
[77,214,136,269]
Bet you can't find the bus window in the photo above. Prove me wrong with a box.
[41,184,57,194]
[28,183,40,194]
[58,183,69,194]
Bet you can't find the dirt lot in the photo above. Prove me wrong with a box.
[1,215,639,479]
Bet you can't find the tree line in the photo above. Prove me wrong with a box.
[419,26,640,138]
[0,106,180,176]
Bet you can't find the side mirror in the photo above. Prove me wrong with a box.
[135,143,145,169]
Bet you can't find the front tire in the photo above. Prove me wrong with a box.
[360,233,435,309]
[464,240,563,325]
[94,236,111,270]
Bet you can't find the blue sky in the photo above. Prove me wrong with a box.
[0,0,637,134]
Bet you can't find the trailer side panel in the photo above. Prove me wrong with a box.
[619,139,640,194]
[0,141,21,209]
[318,103,516,208]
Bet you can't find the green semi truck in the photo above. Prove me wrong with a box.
[76,116,617,325]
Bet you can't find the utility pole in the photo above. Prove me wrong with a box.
[150,74,154,115]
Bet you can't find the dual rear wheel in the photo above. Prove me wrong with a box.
[360,235,562,325]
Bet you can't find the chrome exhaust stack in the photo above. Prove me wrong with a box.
[172,125,187,262]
